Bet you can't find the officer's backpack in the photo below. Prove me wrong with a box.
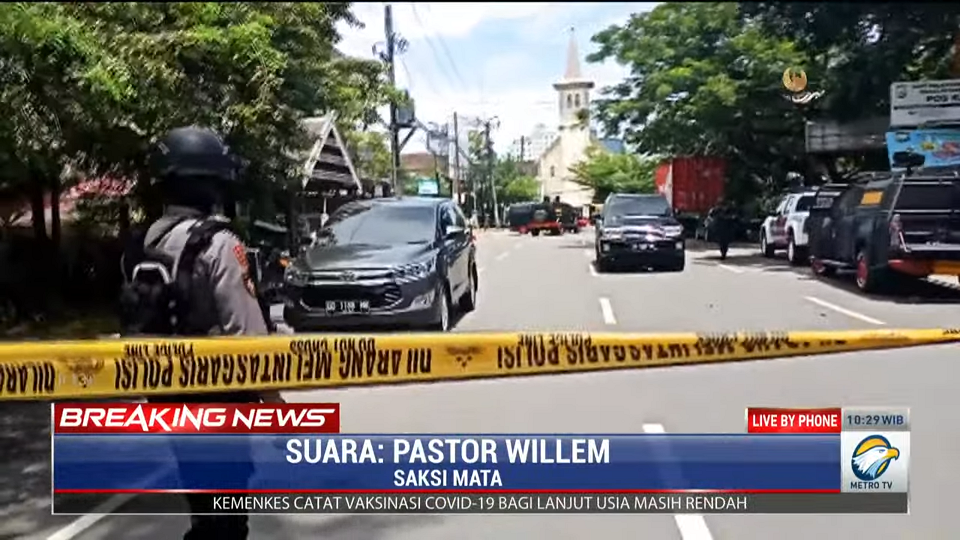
[119,217,230,336]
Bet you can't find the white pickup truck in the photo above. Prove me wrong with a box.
[759,192,818,265]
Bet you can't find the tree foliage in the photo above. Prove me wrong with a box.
[569,145,657,203]
[492,159,539,205]
[741,4,960,123]
[589,2,960,197]
[344,131,392,181]
[588,3,808,199]
[0,2,393,237]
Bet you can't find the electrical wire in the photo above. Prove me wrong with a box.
[420,4,470,93]
[409,4,468,95]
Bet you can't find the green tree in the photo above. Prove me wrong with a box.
[569,145,657,202]
[344,131,392,181]
[588,2,807,200]
[0,3,137,245]
[500,175,540,204]
[491,158,537,204]
[60,2,393,218]
[0,2,396,315]
[462,131,490,214]
[741,4,960,123]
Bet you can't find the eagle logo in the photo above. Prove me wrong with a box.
[782,68,808,93]
[851,435,900,482]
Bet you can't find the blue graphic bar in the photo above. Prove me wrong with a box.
[53,434,840,492]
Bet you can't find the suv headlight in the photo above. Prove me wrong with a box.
[601,228,623,240]
[284,266,308,286]
[393,259,435,280]
[662,225,683,237]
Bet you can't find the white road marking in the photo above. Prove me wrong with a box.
[717,264,744,274]
[803,296,886,325]
[495,251,510,262]
[598,297,617,325]
[642,423,715,540]
[584,250,593,258]
[46,467,173,540]
[588,262,599,277]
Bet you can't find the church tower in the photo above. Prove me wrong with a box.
[536,28,596,208]
[553,28,595,132]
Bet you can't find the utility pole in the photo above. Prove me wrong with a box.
[519,136,526,163]
[452,113,462,204]
[483,118,501,228]
[384,5,401,196]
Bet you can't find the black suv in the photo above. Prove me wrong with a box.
[808,169,960,292]
[594,193,685,272]
[282,197,478,331]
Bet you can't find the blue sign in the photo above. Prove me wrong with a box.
[886,128,960,170]
[53,434,841,491]
[417,178,439,196]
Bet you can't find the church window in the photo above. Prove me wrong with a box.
[574,94,580,108]
[566,95,572,108]
[550,166,555,177]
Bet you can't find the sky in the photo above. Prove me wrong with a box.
[335,2,660,155]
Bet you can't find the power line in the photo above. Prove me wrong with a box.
[409,4,468,94]
[398,57,416,92]
[421,4,469,92]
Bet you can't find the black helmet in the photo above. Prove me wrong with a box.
[151,126,236,185]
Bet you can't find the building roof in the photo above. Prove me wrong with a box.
[302,113,362,192]
[400,152,435,174]
[554,28,594,90]
[565,28,583,80]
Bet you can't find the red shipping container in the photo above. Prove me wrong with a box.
[655,157,726,214]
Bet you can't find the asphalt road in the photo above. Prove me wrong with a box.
[9,229,960,539]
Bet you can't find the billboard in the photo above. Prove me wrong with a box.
[885,128,960,170]
[890,79,960,127]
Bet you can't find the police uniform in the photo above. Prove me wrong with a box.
[144,205,268,340]
[137,127,274,540]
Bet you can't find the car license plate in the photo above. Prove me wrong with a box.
[324,300,371,314]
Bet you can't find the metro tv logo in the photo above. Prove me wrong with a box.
[837,407,909,494]
[849,435,900,490]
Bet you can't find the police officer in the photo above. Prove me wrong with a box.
[710,200,739,260]
[144,126,283,540]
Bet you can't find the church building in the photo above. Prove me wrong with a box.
[536,29,623,209]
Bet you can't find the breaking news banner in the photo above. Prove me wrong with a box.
[51,404,909,515]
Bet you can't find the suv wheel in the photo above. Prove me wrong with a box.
[433,285,451,331]
[760,232,775,258]
[787,234,804,266]
[855,249,888,293]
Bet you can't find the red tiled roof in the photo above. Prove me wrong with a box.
[400,152,435,175]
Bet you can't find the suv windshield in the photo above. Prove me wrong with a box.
[606,196,672,217]
[319,203,436,245]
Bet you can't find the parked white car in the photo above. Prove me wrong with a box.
[759,192,818,265]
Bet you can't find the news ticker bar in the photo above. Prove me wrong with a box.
[53,492,908,515]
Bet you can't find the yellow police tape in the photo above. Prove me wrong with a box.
[1,328,958,400]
